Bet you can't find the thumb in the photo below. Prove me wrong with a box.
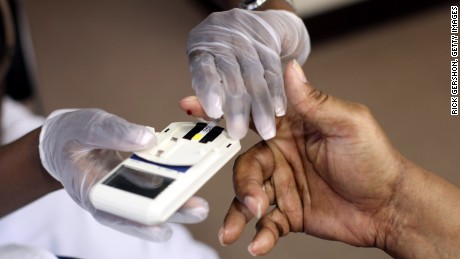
[284,60,358,135]
[68,109,158,151]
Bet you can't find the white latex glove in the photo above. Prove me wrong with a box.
[38,108,209,242]
[187,9,310,140]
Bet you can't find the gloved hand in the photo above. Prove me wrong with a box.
[187,8,310,140]
[38,108,209,242]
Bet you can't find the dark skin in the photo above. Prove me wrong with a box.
[180,60,460,258]
[0,128,62,217]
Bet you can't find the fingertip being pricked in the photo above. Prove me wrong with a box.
[179,96,214,121]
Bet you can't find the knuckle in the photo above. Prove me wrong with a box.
[205,11,221,23]
[308,88,329,106]
[233,153,248,171]
[353,103,373,119]
[226,8,242,19]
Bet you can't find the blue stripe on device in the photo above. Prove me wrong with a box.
[130,154,191,173]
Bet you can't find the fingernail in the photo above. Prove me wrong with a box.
[256,121,275,140]
[228,114,248,140]
[181,96,197,103]
[140,128,157,146]
[244,197,262,219]
[292,59,307,83]
[248,242,258,256]
[186,109,192,115]
[260,127,275,140]
[218,227,227,246]
[152,225,173,242]
[273,96,286,117]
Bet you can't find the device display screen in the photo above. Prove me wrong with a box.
[103,166,174,199]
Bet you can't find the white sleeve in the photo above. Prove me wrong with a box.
[1,97,45,144]
[0,244,57,259]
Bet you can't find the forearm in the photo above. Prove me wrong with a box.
[211,0,295,12]
[384,159,460,258]
[0,128,62,217]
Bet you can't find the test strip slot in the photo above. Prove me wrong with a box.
[182,122,224,143]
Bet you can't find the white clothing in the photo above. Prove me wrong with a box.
[0,244,57,259]
[1,97,44,144]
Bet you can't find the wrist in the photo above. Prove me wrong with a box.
[381,159,460,257]
[0,128,62,217]
[39,109,79,180]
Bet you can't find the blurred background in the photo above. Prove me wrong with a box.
[6,0,458,258]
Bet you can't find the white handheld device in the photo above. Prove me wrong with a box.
[90,121,240,225]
